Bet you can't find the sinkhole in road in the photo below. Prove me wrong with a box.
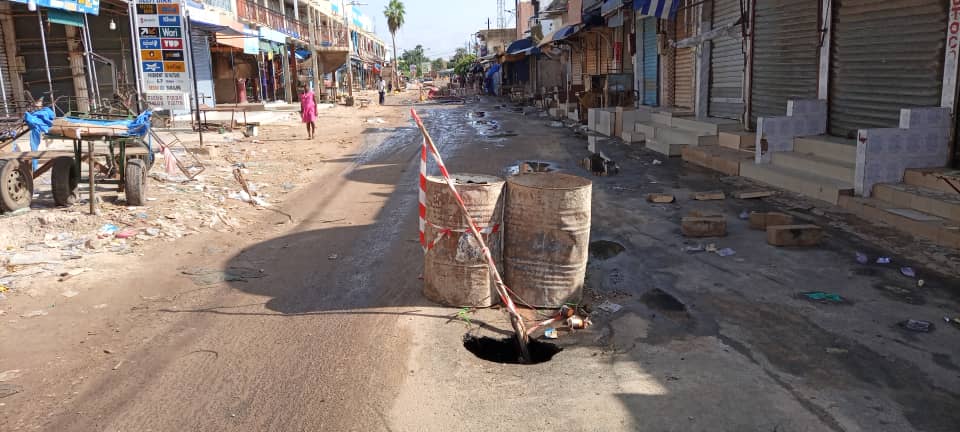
[463,335,562,365]
[589,240,625,260]
[505,160,558,176]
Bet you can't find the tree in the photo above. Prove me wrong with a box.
[453,54,477,78]
[401,45,428,74]
[450,48,469,65]
[431,58,447,72]
[383,0,405,89]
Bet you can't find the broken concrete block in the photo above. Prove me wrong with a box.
[681,216,727,238]
[749,212,794,230]
[766,224,823,247]
[734,190,775,199]
[692,191,726,201]
[647,193,676,203]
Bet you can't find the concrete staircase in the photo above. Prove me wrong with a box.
[740,135,856,204]
[838,169,960,248]
[681,130,757,176]
[633,112,738,156]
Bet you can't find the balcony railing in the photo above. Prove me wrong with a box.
[236,0,310,43]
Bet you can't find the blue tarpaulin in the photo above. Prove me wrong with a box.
[60,111,153,138]
[22,108,55,169]
[506,38,534,55]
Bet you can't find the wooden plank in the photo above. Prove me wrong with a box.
[647,193,676,203]
[692,190,726,201]
[1,147,148,160]
[734,190,775,199]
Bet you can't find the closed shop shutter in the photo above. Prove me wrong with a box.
[572,43,584,85]
[641,17,659,106]
[829,0,947,138]
[673,0,697,111]
[191,29,216,106]
[750,0,820,126]
[0,19,15,114]
[708,0,745,120]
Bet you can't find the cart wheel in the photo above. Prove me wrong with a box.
[0,159,33,212]
[51,157,79,207]
[125,159,148,206]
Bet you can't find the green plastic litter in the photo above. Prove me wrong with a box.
[803,292,844,303]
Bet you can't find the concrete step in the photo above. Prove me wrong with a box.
[670,116,740,135]
[903,168,960,195]
[719,130,756,150]
[621,130,645,144]
[656,125,718,147]
[740,162,854,205]
[771,152,855,183]
[793,135,857,164]
[873,183,960,223]
[838,196,960,249]
[635,122,657,138]
[681,145,754,176]
[650,112,673,127]
[646,139,687,157]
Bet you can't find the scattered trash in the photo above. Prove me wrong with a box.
[21,310,48,318]
[647,193,675,203]
[0,285,8,293]
[738,210,749,220]
[876,257,891,264]
[716,248,736,257]
[943,316,960,328]
[898,319,934,333]
[115,229,139,239]
[145,228,161,236]
[548,121,564,128]
[113,360,124,371]
[918,279,925,288]
[92,304,108,309]
[5,252,63,266]
[855,252,869,264]
[365,117,386,124]
[98,224,119,237]
[800,291,845,304]
[900,267,916,278]
[596,301,623,314]
[705,243,718,253]
[543,328,559,339]
[0,383,22,399]
[566,316,591,330]
[652,159,662,165]
[682,244,705,254]
[328,253,339,260]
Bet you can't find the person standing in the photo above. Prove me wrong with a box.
[300,86,317,139]
[377,77,386,105]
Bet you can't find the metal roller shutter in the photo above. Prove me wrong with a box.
[0,19,15,116]
[750,0,820,126]
[191,29,216,106]
[708,0,745,120]
[641,17,658,106]
[673,1,697,111]
[829,0,947,138]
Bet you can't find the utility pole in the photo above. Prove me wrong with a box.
[342,0,358,104]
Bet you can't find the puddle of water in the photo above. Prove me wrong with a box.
[642,288,688,316]
[463,335,561,365]
[504,160,559,176]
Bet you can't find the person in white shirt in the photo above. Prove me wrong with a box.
[377,77,386,105]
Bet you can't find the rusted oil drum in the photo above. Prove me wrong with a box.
[423,174,505,307]
[504,173,592,308]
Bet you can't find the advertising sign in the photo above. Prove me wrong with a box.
[10,0,99,15]
[134,0,191,110]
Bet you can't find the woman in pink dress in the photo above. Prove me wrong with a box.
[300,86,318,139]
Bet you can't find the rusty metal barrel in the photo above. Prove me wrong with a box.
[504,173,592,308]
[423,174,505,307]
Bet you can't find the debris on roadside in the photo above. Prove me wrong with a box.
[692,190,725,201]
[716,247,736,257]
[799,291,846,304]
[181,267,266,286]
[733,190,775,199]
[543,328,559,339]
[566,315,591,330]
[767,225,823,247]
[876,257,891,264]
[738,210,749,220]
[682,244,706,254]
[944,316,960,329]
[596,301,623,314]
[856,252,869,264]
[652,159,663,165]
[898,319,934,333]
[749,212,794,230]
[900,267,916,278]
[681,213,727,238]
[647,193,676,203]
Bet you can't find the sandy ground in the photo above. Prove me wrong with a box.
[1,93,959,431]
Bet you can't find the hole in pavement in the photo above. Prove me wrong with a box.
[590,240,625,260]
[463,335,561,365]
[506,161,558,176]
[642,288,687,314]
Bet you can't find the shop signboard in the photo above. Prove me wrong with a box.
[134,0,192,110]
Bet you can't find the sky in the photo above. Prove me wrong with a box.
[352,0,516,60]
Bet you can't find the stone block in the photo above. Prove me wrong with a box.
[647,193,675,203]
[749,212,794,230]
[766,225,823,247]
[681,216,727,238]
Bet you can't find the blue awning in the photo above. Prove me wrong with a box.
[506,38,534,55]
[537,24,582,47]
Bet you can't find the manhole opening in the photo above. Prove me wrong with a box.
[590,240,625,260]
[507,161,558,176]
[463,335,561,365]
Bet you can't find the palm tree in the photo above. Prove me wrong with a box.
[383,0,405,90]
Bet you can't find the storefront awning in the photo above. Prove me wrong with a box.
[187,5,240,35]
[537,24,582,47]
[506,38,535,55]
[635,0,680,20]
[601,0,627,16]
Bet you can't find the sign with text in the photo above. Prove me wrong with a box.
[134,0,191,110]
[10,0,99,15]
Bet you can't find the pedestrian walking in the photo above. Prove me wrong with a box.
[377,77,386,105]
[300,86,317,139]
